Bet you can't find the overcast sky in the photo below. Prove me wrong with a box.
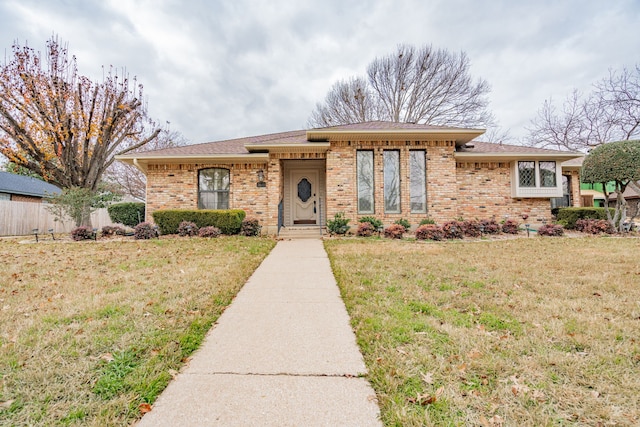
[1,0,638,144]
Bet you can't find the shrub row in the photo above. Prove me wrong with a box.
[152,209,246,235]
[556,207,616,229]
[575,219,615,234]
[107,202,145,227]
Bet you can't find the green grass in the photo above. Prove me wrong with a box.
[0,236,275,426]
[325,237,640,426]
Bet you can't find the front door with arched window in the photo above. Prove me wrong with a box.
[291,170,318,224]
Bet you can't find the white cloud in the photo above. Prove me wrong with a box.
[1,0,638,143]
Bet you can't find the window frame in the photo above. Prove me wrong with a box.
[512,160,562,198]
[356,150,375,214]
[409,150,427,213]
[383,150,401,213]
[198,168,230,210]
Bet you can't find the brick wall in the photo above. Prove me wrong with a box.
[456,162,553,223]
[325,140,458,226]
[11,194,43,203]
[145,162,269,224]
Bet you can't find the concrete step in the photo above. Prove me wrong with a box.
[278,226,324,239]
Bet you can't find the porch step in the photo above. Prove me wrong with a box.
[278,226,324,239]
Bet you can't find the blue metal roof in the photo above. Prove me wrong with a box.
[0,171,61,198]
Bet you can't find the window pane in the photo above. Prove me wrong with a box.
[518,161,535,187]
[384,150,400,213]
[539,161,557,187]
[357,151,374,213]
[410,150,426,213]
[198,168,230,209]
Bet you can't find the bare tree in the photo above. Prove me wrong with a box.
[0,36,161,194]
[309,44,494,129]
[526,66,640,151]
[104,128,189,200]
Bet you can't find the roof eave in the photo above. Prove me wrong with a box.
[115,153,270,173]
[244,142,331,153]
[307,129,484,144]
[454,152,584,162]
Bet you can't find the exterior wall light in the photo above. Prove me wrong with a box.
[257,169,266,187]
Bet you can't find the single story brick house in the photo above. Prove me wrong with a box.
[116,121,584,234]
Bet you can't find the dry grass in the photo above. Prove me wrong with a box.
[0,236,275,426]
[325,237,640,426]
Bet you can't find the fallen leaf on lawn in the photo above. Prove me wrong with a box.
[0,400,15,410]
[168,369,179,379]
[467,350,483,359]
[591,390,601,398]
[532,389,546,402]
[488,414,504,426]
[139,403,152,414]
[457,363,467,373]
[421,372,434,385]
[593,292,602,297]
[100,353,114,362]
[397,348,407,355]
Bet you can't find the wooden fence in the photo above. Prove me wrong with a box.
[0,200,116,236]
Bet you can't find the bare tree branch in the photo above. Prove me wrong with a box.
[308,44,494,129]
[526,65,640,151]
[0,36,161,192]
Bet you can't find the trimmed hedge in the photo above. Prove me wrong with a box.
[107,202,145,227]
[556,207,616,229]
[152,209,246,235]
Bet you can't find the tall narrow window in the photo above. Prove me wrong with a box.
[198,168,230,209]
[518,161,536,187]
[410,150,426,213]
[539,161,557,187]
[384,150,400,213]
[357,151,374,214]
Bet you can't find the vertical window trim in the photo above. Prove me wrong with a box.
[198,168,230,210]
[356,150,375,214]
[383,150,401,213]
[409,150,427,213]
[539,161,557,188]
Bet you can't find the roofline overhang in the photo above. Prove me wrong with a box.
[244,142,331,153]
[115,153,270,173]
[307,128,484,144]
[454,152,584,162]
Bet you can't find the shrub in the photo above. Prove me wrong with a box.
[101,225,126,237]
[358,216,383,231]
[501,219,520,234]
[538,224,564,236]
[134,222,158,240]
[107,202,145,227]
[240,218,262,236]
[384,224,405,239]
[394,218,411,231]
[327,212,350,235]
[71,226,95,241]
[152,209,246,235]
[198,226,221,238]
[177,221,199,237]
[461,220,482,237]
[442,220,464,239]
[415,224,444,241]
[575,219,615,234]
[419,218,436,225]
[479,219,501,234]
[356,222,376,237]
[556,207,616,229]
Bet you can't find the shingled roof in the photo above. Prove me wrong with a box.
[118,121,582,161]
[0,171,61,198]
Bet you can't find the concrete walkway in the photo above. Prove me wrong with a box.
[137,239,382,426]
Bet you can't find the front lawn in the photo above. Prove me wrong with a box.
[326,237,640,426]
[0,236,275,426]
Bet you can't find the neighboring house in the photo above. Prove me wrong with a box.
[116,121,584,234]
[0,171,61,203]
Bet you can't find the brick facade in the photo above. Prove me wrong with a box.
[144,138,575,233]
